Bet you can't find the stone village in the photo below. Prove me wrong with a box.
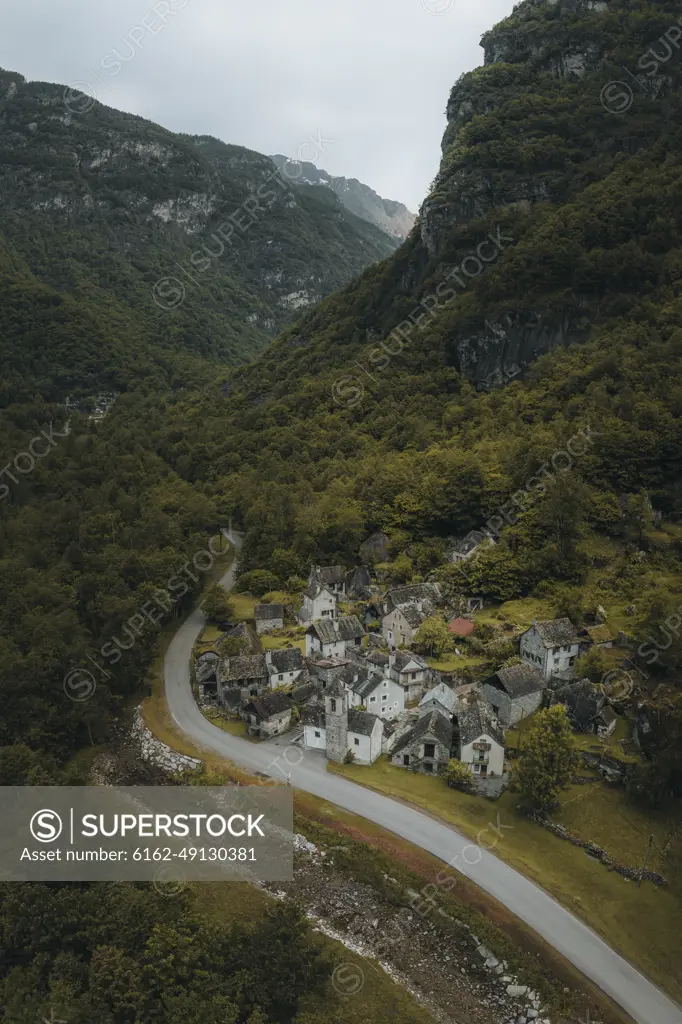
[193,536,633,797]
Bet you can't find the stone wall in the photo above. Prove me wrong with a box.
[131,706,203,775]
[531,815,666,887]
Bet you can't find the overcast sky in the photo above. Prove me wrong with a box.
[2,0,514,211]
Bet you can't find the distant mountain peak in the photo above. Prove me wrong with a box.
[269,154,416,239]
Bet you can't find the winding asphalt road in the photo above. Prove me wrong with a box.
[164,531,681,1024]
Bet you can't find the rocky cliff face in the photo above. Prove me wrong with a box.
[270,154,416,239]
[411,0,682,387]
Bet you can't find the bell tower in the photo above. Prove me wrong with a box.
[324,679,348,763]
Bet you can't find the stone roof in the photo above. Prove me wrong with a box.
[290,681,317,705]
[366,649,389,669]
[385,583,441,613]
[449,530,487,556]
[307,619,339,645]
[222,654,267,682]
[311,565,346,586]
[391,649,427,673]
[196,658,218,683]
[336,614,365,641]
[267,647,304,674]
[400,602,432,629]
[348,709,381,737]
[494,663,544,698]
[419,682,457,715]
[303,581,335,600]
[531,618,580,648]
[392,710,453,756]
[244,692,293,720]
[254,603,284,620]
[300,698,325,727]
[455,700,504,748]
[554,678,604,730]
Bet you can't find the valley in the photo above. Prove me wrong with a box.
[2,0,682,1022]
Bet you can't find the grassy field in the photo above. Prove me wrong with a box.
[328,756,682,1002]
[426,652,489,672]
[260,627,306,654]
[231,589,296,622]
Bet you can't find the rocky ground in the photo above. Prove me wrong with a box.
[261,835,578,1024]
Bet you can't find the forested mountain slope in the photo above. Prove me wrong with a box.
[0,66,396,369]
[154,0,682,575]
[3,0,682,782]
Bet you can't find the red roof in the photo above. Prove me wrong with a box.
[448,617,475,637]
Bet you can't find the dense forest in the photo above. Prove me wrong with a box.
[2,0,682,1018]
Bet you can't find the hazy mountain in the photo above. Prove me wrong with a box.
[270,154,416,239]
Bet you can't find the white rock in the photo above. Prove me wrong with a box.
[507,985,528,997]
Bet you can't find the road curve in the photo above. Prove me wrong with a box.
[164,532,681,1024]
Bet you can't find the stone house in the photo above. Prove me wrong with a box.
[195,651,219,698]
[453,700,505,782]
[551,678,618,736]
[391,710,453,774]
[302,682,383,764]
[336,614,365,651]
[218,654,268,704]
[308,654,351,690]
[389,649,429,701]
[383,600,433,649]
[265,647,305,689]
[379,583,442,618]
[305,619,345,659]
[480,663,545,726]
[305,615,365,659]
[419,681,457,720]
[447,530,493,563]
[308,564,347,597]
[254,603,284,635]
[519,618,581,681]
[341,664,405,721]
[241,692,293,739]
[297,582,337,625]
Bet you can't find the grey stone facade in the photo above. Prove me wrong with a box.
[325,683,349,763]
[480,683,543,727]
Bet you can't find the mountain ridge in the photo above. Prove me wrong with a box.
[0,66,396,375]
[269,153,416,239]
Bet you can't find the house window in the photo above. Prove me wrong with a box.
[278,674,283,681]
[472,764,481,774]
[381,693,387,701]
[314,731,321,738]
[330,699,336,712]
[370,696,376,703]
[403,754,410,766]
[424,743,435,759]
[354,738,359,746]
